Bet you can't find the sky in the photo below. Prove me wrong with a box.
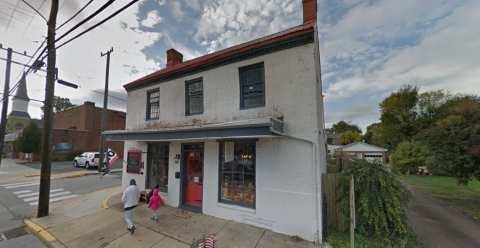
[1,0,479,132]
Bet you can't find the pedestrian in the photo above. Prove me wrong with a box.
[122,179,140,234]
[147,188,164,222]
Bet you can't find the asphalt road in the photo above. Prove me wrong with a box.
[20,158,124,173]
[0,160,122,247]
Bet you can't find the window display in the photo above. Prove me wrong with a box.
[148,144,169,192]
[219,141,256,207]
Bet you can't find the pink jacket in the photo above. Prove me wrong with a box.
[148,189,164,210]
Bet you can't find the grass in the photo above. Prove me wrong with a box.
[325,228,424,248]
[397,174,480,221]
[290,235,303,242]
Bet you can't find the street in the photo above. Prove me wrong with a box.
[19,158,124,174]
[0,159,122,247]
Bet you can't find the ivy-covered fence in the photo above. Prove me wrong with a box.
[322,173,346,229]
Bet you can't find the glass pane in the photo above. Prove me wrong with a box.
[233,187,244,202]
[149,145,169,191]
[232,173,243,187]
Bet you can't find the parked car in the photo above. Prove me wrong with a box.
[73,152,105,169]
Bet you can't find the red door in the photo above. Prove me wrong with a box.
[186,152,203,206]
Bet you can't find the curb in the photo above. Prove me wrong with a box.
[25,171,70,177]
[103,191,121,209]
[24,219,58,247]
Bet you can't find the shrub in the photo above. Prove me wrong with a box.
[390,140,424,174]
[67,151,84,161]
[339,159,420,247]
[327,163,341,173]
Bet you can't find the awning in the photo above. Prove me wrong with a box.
[104,117,283,141]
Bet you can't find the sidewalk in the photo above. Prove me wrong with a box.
[27,187,319,248]
[25,169,123,179]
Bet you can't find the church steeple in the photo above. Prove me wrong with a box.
[8,73,31,119]
[13,73,29,101]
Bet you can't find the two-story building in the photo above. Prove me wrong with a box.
[105,0,326,243]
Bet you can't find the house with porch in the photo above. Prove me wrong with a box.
[105,0,326,244]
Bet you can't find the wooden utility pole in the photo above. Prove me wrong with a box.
[0,48,12,168]
[98,47,113,172]
[38,0,59,218]
[350,175,355,248]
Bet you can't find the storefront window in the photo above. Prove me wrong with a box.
[148,144,169,192]
[219,141,256,207]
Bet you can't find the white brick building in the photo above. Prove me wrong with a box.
[105,0,326,243]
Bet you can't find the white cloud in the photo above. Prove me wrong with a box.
[141,10,163,28]
[169,2,184,20]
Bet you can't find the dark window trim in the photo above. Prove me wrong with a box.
[147,143,170,193]
[185,78,204,116]
[146,88,160,120]
[217,140,256,209]
[239,62,265,110]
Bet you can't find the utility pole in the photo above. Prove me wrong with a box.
[38,0,59,218]
[98,47,113,172]
[0,48,12,168]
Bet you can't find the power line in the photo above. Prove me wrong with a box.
[87,88,127,102]
[57,0,94,30]
[44,0,138,59]
[20,0,47,23]
[27,0,117,76]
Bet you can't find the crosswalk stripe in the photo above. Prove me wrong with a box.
[18,189,64,198]
[29,195,78,206]
[4,182,40,189]
[23,191,71,202]
[13,190,32,194]
[1,181,39,187]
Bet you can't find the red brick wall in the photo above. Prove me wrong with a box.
[54,102,126,158]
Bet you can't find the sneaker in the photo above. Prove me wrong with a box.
[130,226,135,235]
[150,217,154,220]
[156,219,159,223]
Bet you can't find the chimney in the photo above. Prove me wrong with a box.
[166,48,183,67]
[302,0,317,23]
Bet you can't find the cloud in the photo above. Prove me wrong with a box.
[140,10,163,28]
[169,2,184,21]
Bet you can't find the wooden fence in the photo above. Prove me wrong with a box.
[322,173,346,229]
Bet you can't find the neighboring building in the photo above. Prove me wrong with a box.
[327,144,342,159]
[54,101,126,158]
[326,133,341,145]
[334,142,387,163]
[2,81,126,160]
[105,0,326,243]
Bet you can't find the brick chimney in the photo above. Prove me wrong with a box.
[302,0,317,23]
[166,48,183,67]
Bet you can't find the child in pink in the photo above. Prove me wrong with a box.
[147,189,164,222]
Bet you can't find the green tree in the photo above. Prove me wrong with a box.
[364,122,382,145]
[16,122,42,155]
[390,140,424,174]
[379,85,419,151]
[339,159,420,247]
[341,130,361,145]
[416,90,450,129]
[417,95,480,184]
[40,96,77,119]
[328,120,362,134]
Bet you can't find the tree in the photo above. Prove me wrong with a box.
[16,122,42,157]
[416,90,450,129]
[338,159,420,247]
[364,122,382,145]
[341,130,361,145]
[40,96,77,119]
[390,140,424,174]
[328,120,362,134]
[379,85,419,151]
[417,95,480,184]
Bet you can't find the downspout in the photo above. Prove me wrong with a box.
[270,128,321,245]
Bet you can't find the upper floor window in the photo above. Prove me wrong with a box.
[185,78,203,115]
[147,89,160,120]
[239,63,265,109]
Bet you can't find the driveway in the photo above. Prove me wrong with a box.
[405,187,480,248]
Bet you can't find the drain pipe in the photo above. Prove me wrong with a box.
[270,129,322,245]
